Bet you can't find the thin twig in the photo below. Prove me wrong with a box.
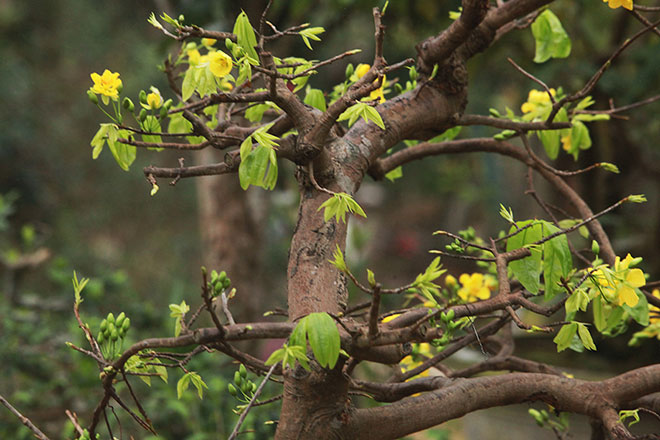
[228,363,277,440]
[0,394,51,440]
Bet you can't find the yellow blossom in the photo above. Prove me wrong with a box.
[353,63,386,102]
[187,49,204,65]
[208,50,233,78]
[457,273,492,302]
[445,275,457,287]
[602,0,633,10]
[220,80,234,92]
[561,134,571,152]
[201,38,217,47]
[521,88,556,114]
[590,254,645,307]
[399,343,433,380]
[381,313,400,323]
[90,69,122,102]
[354,63,370,79]
[649,289,660,324]
[142,87,163,110]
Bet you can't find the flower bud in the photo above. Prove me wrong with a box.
[159,106,168,119]
[591,240,600,256]
[122,97,134,112]
[163,98,173,110]
[228,383,238,396]
[87,90,99,105]
[107,313,115,324]
[345,63,354,80]
[139,90,148,105]
[139,108,148,122]
[234,371,242,386]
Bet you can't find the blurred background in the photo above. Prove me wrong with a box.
[1,0,659,438]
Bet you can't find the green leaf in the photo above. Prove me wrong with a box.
[181,66,196,101]
[142,115,163,148]
[317,193,366,223]
[188,371,208,399]
[239,145,278,190]
[330,245,348,273]
[337,102,385,130]
[553,322,577,352]
[367,269,376,287]
[576,323,596,351]
[72,271,89,307]
[304,87,327,111]
[537,108,567,160]
[233,11,259,63]
[428,126,462,143]
[623,290,649,326]
[541,221,572,300]
[299,26,325,50]
[384,166,403,182]
[410,257,446,302]
[619,409,641,427]
[107,129,136,171]
[90,123,113,159]
[506,220,543,294]
[532,9,571,63]
[301,313,341,369]
[565,120,591,160]
[176,373,191,399]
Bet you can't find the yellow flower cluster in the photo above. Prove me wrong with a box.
[187,48,233,78]
[90,69,122,103]
[603,0,633,10]
[354,63,386,103]
[590,254,646,307]
[456,273,495,303]
[521,88,555,114]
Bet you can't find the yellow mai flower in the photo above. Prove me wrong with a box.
[445,275,457,287]
[457,273,492,303]
[400,343,433,380]
[90,69,122,102]
[142,87,163,110]
[208,50,233,78]
[561,134,571,152]
[201,38,217,47]
[521,88,556,114]
[591,254,645,307]
[187,49,204,65]
[354,63,370,79]
[650,289,660,324]
[603,0,633,10]
[381,313,400,324]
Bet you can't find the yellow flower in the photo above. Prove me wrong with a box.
[381,313,400,323]
[650,289,660,324]
[220,80,234,92]
[457,273,492,303]
[354,63,370,79]
[521,88,555,114]
[400,343,433,380]
[90,69,122,102]
[352,63,386,102]
[142,87,163,110]
[208,50,233,78]
[187,49,204,65]
[445,275,457,287]
[603,0,633,10]
[561,134,571,152]
[201,38,217,47]
[590,254,645,307]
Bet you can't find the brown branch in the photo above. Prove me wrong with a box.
[0,393,51,440]
[458,114,569,131]
[370,137,616,264]
[119,138,210,150]
[367,284,382,338]
[348,364,660,440]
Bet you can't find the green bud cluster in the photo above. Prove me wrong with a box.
[209,269,231,297]
[97,311,131,360]
[228,363,257,402]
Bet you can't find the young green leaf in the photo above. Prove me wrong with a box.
[299,26,325,50]
[541,221,572,300]
[317,192,367,223]
[506,220,544,294]
[304,87,327,111]
[233,11,259,63]
[553,322,577,352]
[532,9,571,63]
[576,323,596,351]
[330,245,348,273]
[303,312,341,369]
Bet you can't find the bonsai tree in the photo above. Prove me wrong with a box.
[4,1,660,439]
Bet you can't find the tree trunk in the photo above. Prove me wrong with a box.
[195,148,265,322]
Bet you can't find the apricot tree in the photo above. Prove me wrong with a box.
[5,1,660,439]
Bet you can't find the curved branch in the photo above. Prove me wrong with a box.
[370,137,616,264]
[347,364,660,440]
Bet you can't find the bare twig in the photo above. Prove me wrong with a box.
[228,363,277,440]
[0,394,51,440]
